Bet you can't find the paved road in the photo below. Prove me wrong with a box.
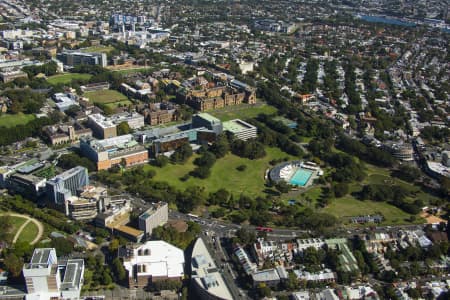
[169,210,310,241]
[1,212,44,245]
[169,210,426,242]
[82,286,172,300]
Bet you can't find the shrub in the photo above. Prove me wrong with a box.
[236,164,247,171]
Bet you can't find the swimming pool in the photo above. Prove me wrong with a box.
[289,169,313,186]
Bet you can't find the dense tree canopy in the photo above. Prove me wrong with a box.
[231,139,266,159]
[2,89,47,114]
[58,152,96,172]
[171,143,193,163]
[116,121,131,135]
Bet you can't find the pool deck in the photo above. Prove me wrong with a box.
[269,160,322,188]
[304,171,318,187]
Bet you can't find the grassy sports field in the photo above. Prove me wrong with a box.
[83,89,129,104]
[210,102,278,121]
[47,73,92,85]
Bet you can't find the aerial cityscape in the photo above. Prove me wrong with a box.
[0,0,448,299]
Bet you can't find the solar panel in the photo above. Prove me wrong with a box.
[31,251,43,264]
[63,263,76,284]
[31,249,51,264]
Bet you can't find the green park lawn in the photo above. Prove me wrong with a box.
[210,102,278,121]
[83,89,129,104]
[16,221,39,244]
[47,73,92,85]
[7,215,28,231]
[0,214,27,243]
[301,186,323,204]
[145,147,293,197]
[322,186,429,225]
[365,162,441,203]
[323,196,418,225]
[366,173,441,204]
[0,113,35,128]
[324,164,436,224]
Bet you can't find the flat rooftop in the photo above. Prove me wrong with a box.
[427,161,450,177]
[88,113,115,129]
[10,173,45,184]
[196,112,221,124]
[31,248,52,265]
[123,241,184,278]
[17,162,45,174]
[60,259,84,291]
[24,248,56,270]
[87,134,138,150]
[115,225,144,238]
[61,51,103,57]
[153,128,200,143]
[49,166,86,181]
[139,202,167,220]
[110,112,143,123]
[252,268,280,282]
[191,238,233,300]
[222,119,255,133]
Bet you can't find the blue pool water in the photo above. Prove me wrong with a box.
[289,169,313,186]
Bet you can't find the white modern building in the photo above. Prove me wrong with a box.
[52,93,79,112]
[87,112,145,139]
[222,119,257,141]
[22,248,84,300]
[110,112,145,129]
[121,241,185,288]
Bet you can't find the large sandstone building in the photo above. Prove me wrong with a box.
[178,79,256,111]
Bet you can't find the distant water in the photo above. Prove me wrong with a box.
[358,15,416,27]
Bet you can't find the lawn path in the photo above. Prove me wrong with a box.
[0,213,44,245]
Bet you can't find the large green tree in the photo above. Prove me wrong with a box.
[117,121,131,135]
[171,143,193,164]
